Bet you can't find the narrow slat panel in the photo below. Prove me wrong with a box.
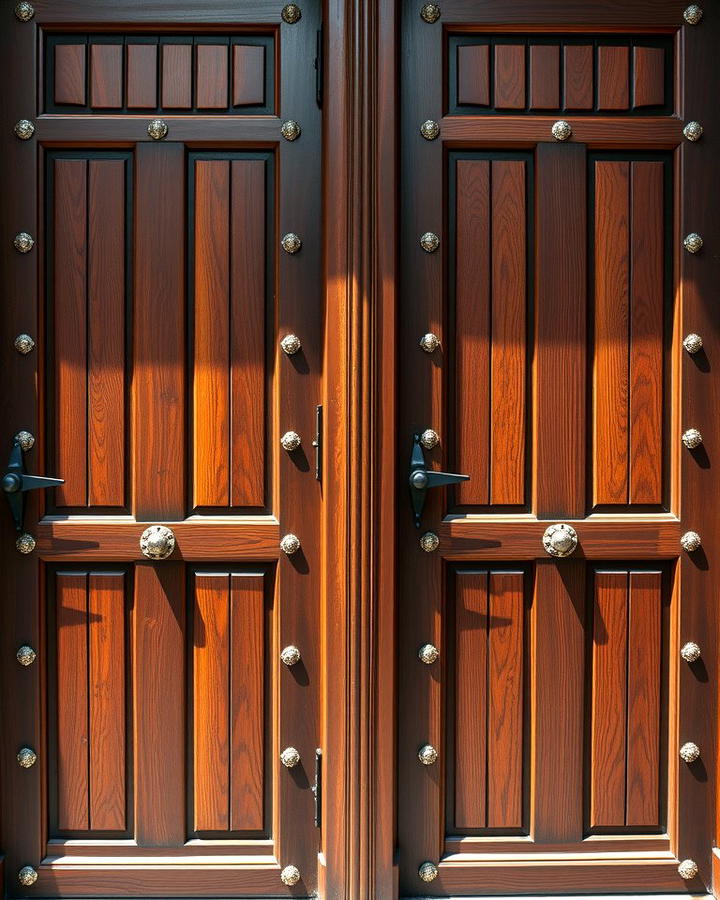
[230,574,265,831]
[598,45,630,110]
[590,571,628,828]
[88,159,126,507]
[90,43,123,108]
[487,572,524,828]
[494,44,525,109]
[57,573,89,831]
[455,160,490,505]
[193,574,230,831]
[127,43,158,109]
[633,46,665,108]
[626,571,662,827]
[55,44,86,106]
[594,161,630,505]
[529,44,559,109]
[563,45,593,109]
[161,44,192,109]
[193,160,231,508]
[232,44,265,107]
[629,162,664,504]
[88,573,126,831]
[54,158,88,507]
[457,44,490,106]
[454,571,488,829]
[490,160,525,505]
[231,160,266,507]
[196,44,229,109]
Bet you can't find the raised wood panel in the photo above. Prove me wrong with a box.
[633,46,665,108]
[126,43,158,109]
[597,45,630,110]
[529,44,560,110]
[50,153,128,510]
[233,44,266,107]
[90,43,123,108]
[162,43,193,109]
[494,44,525,109]
[54,571,127,833]
[456,44,489,106]
[196,44,229,109]
[54,43,86,106]
[563,44,593,109]
[592,157,666,507]
[589,569,663,830]
[191,155,268,510]
[192,572,265,833]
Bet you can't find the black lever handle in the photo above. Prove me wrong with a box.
[409,433,469,527]
[2,437,64,531]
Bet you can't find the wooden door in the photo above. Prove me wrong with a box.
[0,1,322,896]
[397,0,718,896]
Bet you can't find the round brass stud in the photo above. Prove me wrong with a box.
[542,523,578,558]
[420,3,441,22]
[419,333,440,353]
[280,645,301,666]
[281,3,302,23]
[16,533,36,554]
[17,747,37,768]
[147,119,168,140]
[281,431,302,452]
[14,232,34,253]
[14,2,35,21]
[17,645,37,667]
[420,119,440,140]
[551,120,572,141]
[280,533,301,555]
[15,431,35,451]
[683,333,703,355]
[280,333,302,355]
[281,232,302,254]
[683,5,703,24]
[682,428,703,449]
[683,121,703,142]
[17,866,38,887]
[139,525,175,560]
[684,232,703,254]
[14,333,35,355]
[420,429,439,450]
[418,744,438,765]
[280,746,301,768]
[418,861,438,883]
[418,643,439,664]
[680,741,700,763]
[14,119,34,140]
[681,641,701,663]
[280,864,301,885]
[281,120,301,141]
[420,231,439,253]
[681,530,701,552]
[420,531,439,553]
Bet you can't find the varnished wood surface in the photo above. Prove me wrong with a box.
[442,116,682,147]
[35,116,282,143]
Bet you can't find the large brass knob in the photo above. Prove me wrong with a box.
[140,525,175,560]
[542,523,578,557]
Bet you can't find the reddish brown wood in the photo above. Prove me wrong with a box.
[493,44,525,109]
[633,46,665,108]
[196,44,229,109]
[127,43,158,109]
[161,44,192,108]
[563,44,593,109]
[529,44,559,109]
[456,44,489,106]
[597,45,630,110]
[90,43,123,108]
[55,43,86,106]
[233,44,266,106]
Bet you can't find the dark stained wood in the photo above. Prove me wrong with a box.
[597,45,630,110]
[493,44,525,109]
[456,44,490,106]
[563,44,593,109]
[233,44,266,107]
[54,43,86,106]
[441,115,681,146]
[529,44,559,109]
[161,44,192,108]
[196,44,229,109]
[90,43,123,108]
[633,46,665,108]
[127,43,158,109]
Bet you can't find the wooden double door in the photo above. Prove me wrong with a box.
[1,0,718,898]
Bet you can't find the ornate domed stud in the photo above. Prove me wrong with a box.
[419,333,440,353]
[17,747,37,768]
[280,645,301,666]
[280,864,301,885]
[682,428,703,449]
[14,2,35,21]
[683,5,703,24]
[17,866,38,887]
[139,525,176,560]
[420,3,441,22]
[418,861,438,882]
[281,232,302,254]
[17,645,36,667]
[15,431,35,451]
[14,232,34,253]
[420,232,439,252]
[681,531,701,552]
[683,121,703,141]
[542,523,578,558]
[418,643,439,664]
[147,119,168,140]
[678,859,699,880]
[280,533,301,555]
[420,429,439,450]
[420,531,439,553]
[14,119,34,140]
[683,333,703,354]
[280,746,301,768]
[281,431,301,452]
[280,333,302,355]
[14,333,35,354]
[420,120,440,140]
[281,120,301,141]
[684,233,703,254]
[551,120,572,141]
[418,744,438,765]
[681,641,701,663]
[16,533,36,554]
[680,741,700,763]
[281,3,302,23]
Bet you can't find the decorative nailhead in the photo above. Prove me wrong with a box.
[551,120,572,141]
[420,232,439,252]
[683,5,703,25]
[420,3,440,23]
[147,119,168,140]
[683,121,703,142]
[16,645,37,666]
[280,645,301,666]
[418,861,438,882]
[281,232,302,254]
[684,232,703,254]
[281,3,302,23]
[681,641,701,663]
[280,533,301,555]
[683,333,703,354]
[420,120,439,140]
[281,120,301,141]
[280,864,301,885]
[14,119,34,140]
[682,428,703,449]
[280,746,301,768]
[418,643,439,664]
[420,531,439,553]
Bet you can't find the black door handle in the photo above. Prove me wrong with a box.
[2,436,64,531]
[409,433,469,527]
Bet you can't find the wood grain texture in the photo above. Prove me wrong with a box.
[529,44,559,109]
[196,44,229,109]
[597,45,630,110]
[55,43,86,106]
[233,45,266,107]
[457,44,490,106]
[633,46,665,108]
[494,44,525,109]
[90,43,123,108]
[441,116,681,146]
[161,44,192,109]
[563,44,593,109]
[127,43,158,109]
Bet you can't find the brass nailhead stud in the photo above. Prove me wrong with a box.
[280,533,301,555]
[680,741,700,763]
[420,3,441,22]
[418,861,438,882]
[281,232,302,254]
[17,866,38,887]
[280,864,301,885]
[17,747,37,768]
[682,428,703,449]
[280,333,302,355]
[280,746,301,768]
[678,859,699,880]
[681,641,701,662]
[281,431,302,452]
[418,744,438,765]
[419,333,440,353]
[683,121,703,141]
[15,431,35,451]
[681,531,701,552]
[17,645,37,666]
[683,5,703,25]
[14,333,35,355]
[552,120,572,141]
[280,645,301,666]
[420,232,439,252]
[147,119,168,140]
[14,2,34,21]
[683,333,703,354]
[418,643,439,664]
[420,120,440,140]
[16,533,36,554]
[14,232,34,253]
[14,119,34,140]
[420,428,439,449]
[684,232,703,254]
[281,120,301,141]
[420,531,439,553]
[281,3,302,23]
